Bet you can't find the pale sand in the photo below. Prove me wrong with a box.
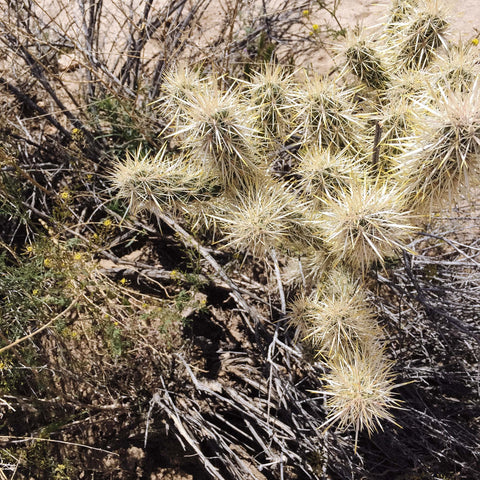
[328,0,480,34]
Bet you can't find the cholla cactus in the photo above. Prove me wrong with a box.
[398,82,480,211]
[109,15,479,446]
[396,0,449,70]
[109,146,205,214]
[242,64,295,141]
[433,41,480,92]
[317,348,401,449]
[372,100,419,170]
[290,271,382,358]
[291,76,364,151]
[282,248,329,289]
[318,179,416,272]
[384,69,432,106]
[386,0,418,26]
[174,85,262,189]
[324,267,362,298]
[294,147,362,202]
[343,31,390,89]
[213,179,315,258]
[158,66,209,123]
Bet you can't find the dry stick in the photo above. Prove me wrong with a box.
[270,248,286,315]
[228,1,308,52]
[266,324,278,433]
[0,297,79,355]
[222,0,241,77]
[418,231,480,266]
[402,250,480,344]
[0,27,103,155]
[321,0,345,32]
[150,0,205,99]
[5,34,83,130]
[17,0,133,99]
[118,0,158,87]
[78,0,103,102]
[0,436,117,456]
[156,211,261,330]
[372,120,382,169]
[0,77,69,137]
[99,262,271,307]
[0,149,52,196]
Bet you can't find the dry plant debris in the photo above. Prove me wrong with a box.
[0,1,479,479]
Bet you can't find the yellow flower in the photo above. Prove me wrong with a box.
[119,277,127,285]
[73,252,82,261]
[60,191,70,200]
[472,38,479,46]
[43,258,52,268]
[32,289,39,295]
[312,24,319,32]
[26,245,33,254]
[303,9,309,16]
[103,218,112,227]
[71,128,79,134]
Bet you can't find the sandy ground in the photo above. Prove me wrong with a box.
[332,0,480,35]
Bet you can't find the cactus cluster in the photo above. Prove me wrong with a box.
[109,0,480,450]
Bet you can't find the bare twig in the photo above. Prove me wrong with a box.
[0,436,118,456]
